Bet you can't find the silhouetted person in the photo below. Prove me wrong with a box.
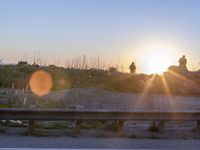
[178,55,188,72]
[129,62,136,74]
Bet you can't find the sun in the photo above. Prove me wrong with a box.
[147,54,171,74]
[131,41,179,74]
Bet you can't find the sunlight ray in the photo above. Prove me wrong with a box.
[134,75,156,110]
[161,75,171,95]
[168,70,193,84]
[161,75,177,111]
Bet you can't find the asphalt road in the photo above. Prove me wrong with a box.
[0,136,200,149]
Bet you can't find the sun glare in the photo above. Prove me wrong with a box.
[29,70,53,96]
[147,54,171,74]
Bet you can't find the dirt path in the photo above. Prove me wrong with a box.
[49,88,200,111]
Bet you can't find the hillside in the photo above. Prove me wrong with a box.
[0,62,200,96]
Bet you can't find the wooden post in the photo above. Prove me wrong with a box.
[73,120,81,134]
[197,120,200,132]
[0,125,7,133]
[158,120,165,132]
[28,120,35,135]
[116,120,124,134]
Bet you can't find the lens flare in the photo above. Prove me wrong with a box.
[29,70,53,96]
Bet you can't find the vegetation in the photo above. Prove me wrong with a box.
[80,121,105,129]
[0,61,200,96]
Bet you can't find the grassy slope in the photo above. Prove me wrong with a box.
[0,64,200,95]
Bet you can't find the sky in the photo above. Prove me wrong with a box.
[0,0,200,73]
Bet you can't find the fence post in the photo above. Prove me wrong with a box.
[28,120,35,135]
[197,120,200,132]
[117,120,124,134]
[73,120,81,134]
[0,125,7,133]
[158,120,165,132]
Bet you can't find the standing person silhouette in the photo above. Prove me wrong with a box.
[178,55,188,72]
[129,62,136,74]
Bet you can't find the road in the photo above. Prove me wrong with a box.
[0,136,200,149]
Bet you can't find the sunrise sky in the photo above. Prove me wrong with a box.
[0,0,200,73]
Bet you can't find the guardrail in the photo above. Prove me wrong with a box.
[0,108,200,134]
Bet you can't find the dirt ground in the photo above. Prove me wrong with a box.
[43,87,200,111]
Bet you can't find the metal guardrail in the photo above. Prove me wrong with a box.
[0,108,200,121]
[0,108,200,134]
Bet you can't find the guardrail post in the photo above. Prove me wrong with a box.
[116,120,124,134]
[28,120,35,135]
[158,120,165,132]
[197,120,200,132]
[73,120,81,134]
[0,125,6,133]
